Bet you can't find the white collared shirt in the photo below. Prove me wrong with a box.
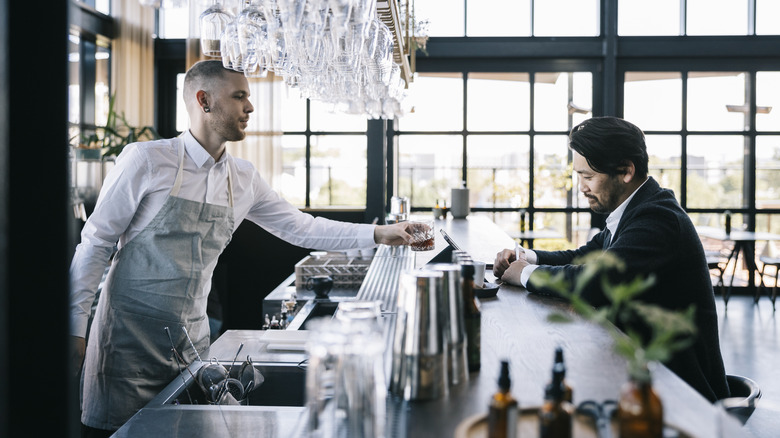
[70,130,376,337]
[519,177,649,287]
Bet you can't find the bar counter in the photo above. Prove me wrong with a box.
[115,216,749,437]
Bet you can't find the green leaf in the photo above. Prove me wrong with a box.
[547,313,574,323]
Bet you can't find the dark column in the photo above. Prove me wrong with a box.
[4,0,74,436]
[366,118,387,224]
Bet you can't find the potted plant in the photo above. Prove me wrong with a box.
[71,94,161,158]
[532,251,697,438]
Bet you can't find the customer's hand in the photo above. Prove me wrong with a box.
[71,336,86,377]
[500,256,529,286]
[493,247,522,278]
[373,222,415,246]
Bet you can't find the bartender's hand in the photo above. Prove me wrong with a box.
[71,336,86,377]
[373,222,415,246]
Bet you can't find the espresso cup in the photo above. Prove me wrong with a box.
[306,275,334,298]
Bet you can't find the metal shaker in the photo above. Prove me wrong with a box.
[390,269,449,401]
[424,263,469,387]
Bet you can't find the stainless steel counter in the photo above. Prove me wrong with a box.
[113,216,750,437]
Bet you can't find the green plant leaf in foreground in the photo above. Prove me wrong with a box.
[537,251,697,377]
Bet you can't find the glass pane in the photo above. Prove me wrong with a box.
[686,135,744,208]
[534,0,599,36]
[618,0,680,36]
[414,0,464,37]
[757,72,780,132]
[68,34,80,128]
[280,135,307,206]
[467,73,530,131]
[530,212,592,250]
[467,0,530,36]
[280,87,307,132]
[95,0,109,15]
[624,72,682,131]
[310,135,366,207]
[397,73,463,131]
[756,214,780,235]
[398,135,462,208]
[533,135,570,208]
[687,0,748,35]
[159,5,190,39]
[689,212,743,229]
[687,72,746,131]
[757,0,780,35]
[534,72,593,132]
[466,135,530,208]
[646,135,681,198]
[756,136,780,208]
[95,46,111,127]
[310,100,367,132]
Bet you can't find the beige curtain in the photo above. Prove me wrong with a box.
[110,0,156,127]
[226,75,284,188]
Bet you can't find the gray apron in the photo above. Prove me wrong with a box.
[82,138,234,430]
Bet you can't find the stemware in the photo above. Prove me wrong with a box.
[237,0,269,78]
[200,0,234,58]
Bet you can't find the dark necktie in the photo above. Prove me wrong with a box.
[602,228,612,249]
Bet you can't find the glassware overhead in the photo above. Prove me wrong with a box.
[200,0,409,119]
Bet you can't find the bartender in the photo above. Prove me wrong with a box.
[69,60,416,437]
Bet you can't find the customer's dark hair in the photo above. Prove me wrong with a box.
[569,117,649,178]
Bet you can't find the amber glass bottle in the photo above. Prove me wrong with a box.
[487,360,518,438]
[618,365,663,438]
[554,347,573,403]
[539,356,573,438]
[460,263,481,372]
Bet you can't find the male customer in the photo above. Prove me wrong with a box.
[70,60,416,436]
[493,117,730,402]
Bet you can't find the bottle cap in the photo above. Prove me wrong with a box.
[498,360,511,391]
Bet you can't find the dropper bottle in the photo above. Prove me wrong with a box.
[539,351,574,438]
[554,347,573,403]
[487,360,518,438]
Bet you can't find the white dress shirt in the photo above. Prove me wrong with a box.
[518,177,649,287]
[70,130,376,337]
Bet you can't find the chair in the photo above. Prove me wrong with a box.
[758,241,780,311]
[719,375,762,425]
[707,253,727,302]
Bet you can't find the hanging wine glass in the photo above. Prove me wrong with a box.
[238,0,270,78]
[200,0,234,58]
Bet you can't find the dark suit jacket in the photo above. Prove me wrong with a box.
[527,177,730,402]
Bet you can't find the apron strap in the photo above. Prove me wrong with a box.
[227,162,234,208]
[170,137,186,198]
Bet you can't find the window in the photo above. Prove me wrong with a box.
[395,71,593,248]
[418,0,599,37]
[152,0,780,239]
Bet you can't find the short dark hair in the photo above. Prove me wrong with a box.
[183,60,232,98]
[568,117,649,178]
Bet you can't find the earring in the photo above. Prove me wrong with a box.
[203,107,210,113]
